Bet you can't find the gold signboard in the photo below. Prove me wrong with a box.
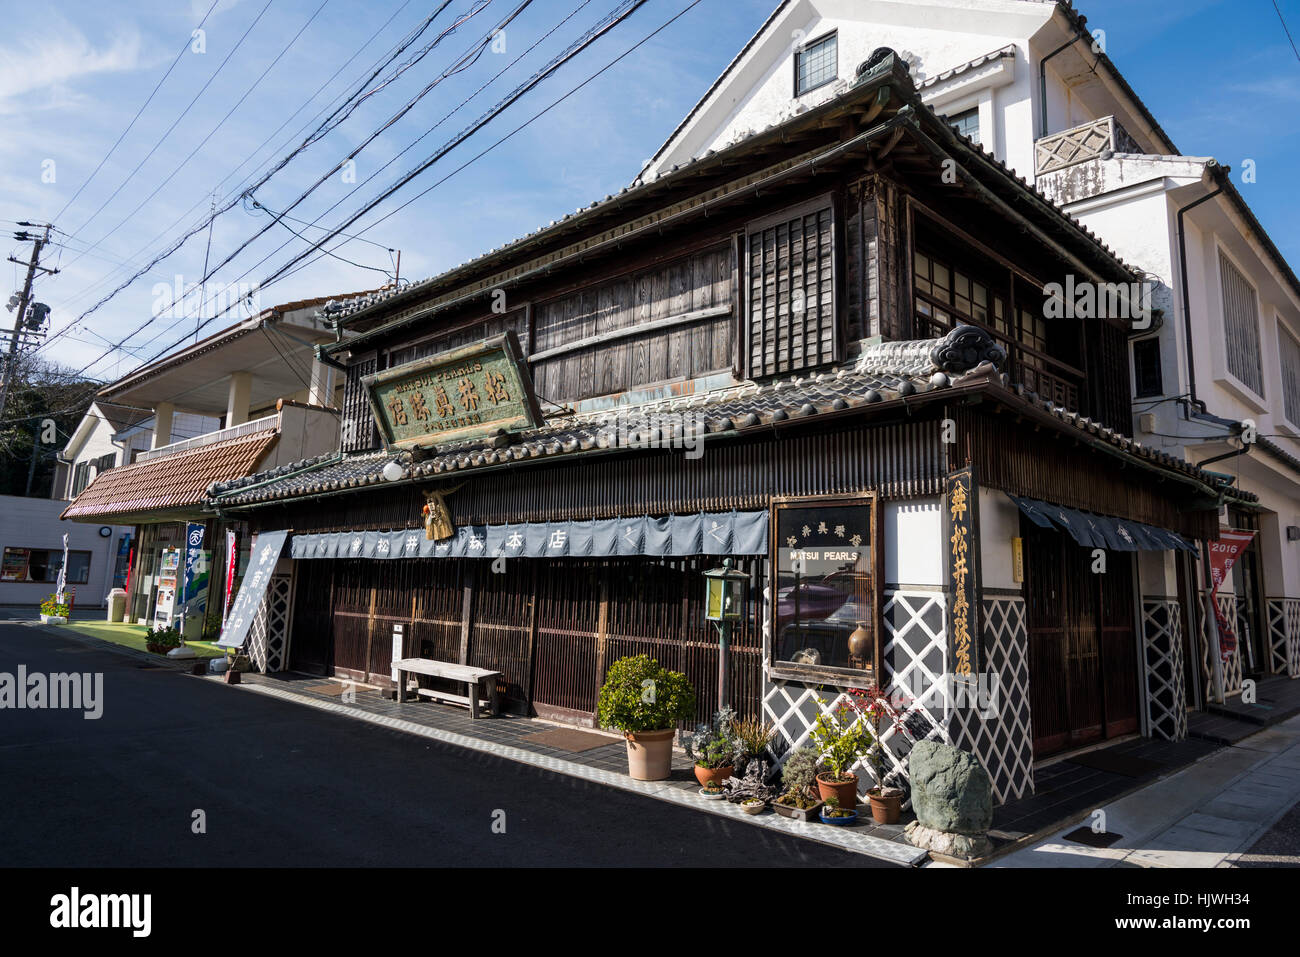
[364,332,543,449]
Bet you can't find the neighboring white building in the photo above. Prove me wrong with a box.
[52,400,219,501]
[645,0,1300,711]
[61,293,368,633]
[0,495,130,608]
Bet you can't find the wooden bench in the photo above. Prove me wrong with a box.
[392,658,501,718]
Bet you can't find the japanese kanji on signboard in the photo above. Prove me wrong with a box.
[364,331,543,449]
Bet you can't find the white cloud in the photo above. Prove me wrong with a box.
[0,27,145,107]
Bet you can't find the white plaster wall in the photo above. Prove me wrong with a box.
[884,497,943,587]
[0,495,131,607]
[979,488,1021,591]
[648,0,1054,177]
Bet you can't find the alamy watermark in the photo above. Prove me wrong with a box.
[593,409,706,460]
[0,666,103,719]
[1042,275,1157,330]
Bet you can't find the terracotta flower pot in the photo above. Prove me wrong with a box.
[693,764,734,787]
[868,787,902,824]
[816,771,859,809]
[624,729,676,781]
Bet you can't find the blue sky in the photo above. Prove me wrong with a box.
[1,0,1297,382]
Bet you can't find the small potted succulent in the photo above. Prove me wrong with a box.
[39,594,69,625]
[819,794,859,826]
[808,695,874,809]
[144,625,183,655]
[684,706,741,787]
[771,746,825,822]
[699,780,726,800]
[597,655,696,781]
[740,797,766,815]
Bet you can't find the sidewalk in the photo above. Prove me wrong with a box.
[989,715,1300,867]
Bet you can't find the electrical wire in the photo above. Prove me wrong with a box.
[52,1,222,230]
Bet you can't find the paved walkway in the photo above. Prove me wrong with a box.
[990,715,1300,868]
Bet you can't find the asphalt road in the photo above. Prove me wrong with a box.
[0,620,890,868]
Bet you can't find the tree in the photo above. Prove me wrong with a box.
[0,354,101,497]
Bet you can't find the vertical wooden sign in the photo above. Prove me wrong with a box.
[944,467,982,678]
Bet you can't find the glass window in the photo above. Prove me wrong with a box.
[0,548,91,584]
[944,107,981,144]
[1279,321,1300,425]
[1133,337,1164,399]
[773,499,877,675]
[795,32,837,96]
[1219,251,1264,396]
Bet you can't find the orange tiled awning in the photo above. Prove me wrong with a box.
[61,430,279,524]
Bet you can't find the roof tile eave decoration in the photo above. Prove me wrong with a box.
[61,429,280,523]
[211,326,1251,510]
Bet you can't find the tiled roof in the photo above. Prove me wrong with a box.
[63,429,279,523]
[916,44,1017,91]
[211,327,1253,509]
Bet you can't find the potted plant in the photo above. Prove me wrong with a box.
[144,625,183,655]
[771,746,825,822]
[699,780,726,800]
[819,794,859,827]
[732,715,776,775]
[740,797,766,815]
[684,706,741,787]
[39,595,69,625]
[850,685,907,824]
[597,655,696,781]
[808,695,874,809]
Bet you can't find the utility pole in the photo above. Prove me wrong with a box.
[0,222,55,425]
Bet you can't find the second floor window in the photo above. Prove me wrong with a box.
[1219,250,1264,397]
[747,199,837,378]
[944,107,981,145]
[1280,321,1300,426]
[795,32,837,96]
[1133,337,1163,398]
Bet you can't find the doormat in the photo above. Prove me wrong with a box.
[304,683,351,696]
[1063,826,1123,848]
[1067,749,1165,778]
[520,728,619,752]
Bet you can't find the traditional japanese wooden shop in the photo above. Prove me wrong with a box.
[210,51,1252,803]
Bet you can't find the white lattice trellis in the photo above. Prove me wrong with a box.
[1142,597,1187,741]
[246,575,293,673]
[949,595,1033,803]
[761,589,949,794]
[1267,598,1300,677]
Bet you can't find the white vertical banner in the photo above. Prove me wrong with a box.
[56,533,69,604]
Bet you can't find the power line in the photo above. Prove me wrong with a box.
[66,0,504,368]
[59,0,278,258]
[117,0,678,377]
[39,0,417,331]
[51,0,461,340]
[60,0,335,277]
[1274,0,1300,62]
[52,0,222,228]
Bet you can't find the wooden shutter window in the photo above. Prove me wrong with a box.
[341,355,381,453]
[747,199,837,378]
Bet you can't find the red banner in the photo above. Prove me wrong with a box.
[222,529,237,626]
[1207,528,1256,662]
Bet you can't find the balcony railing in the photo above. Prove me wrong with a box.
[1035,115,1139,176]
[137,413,279,462]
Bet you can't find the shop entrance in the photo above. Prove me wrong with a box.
[1023,520,1139,758]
